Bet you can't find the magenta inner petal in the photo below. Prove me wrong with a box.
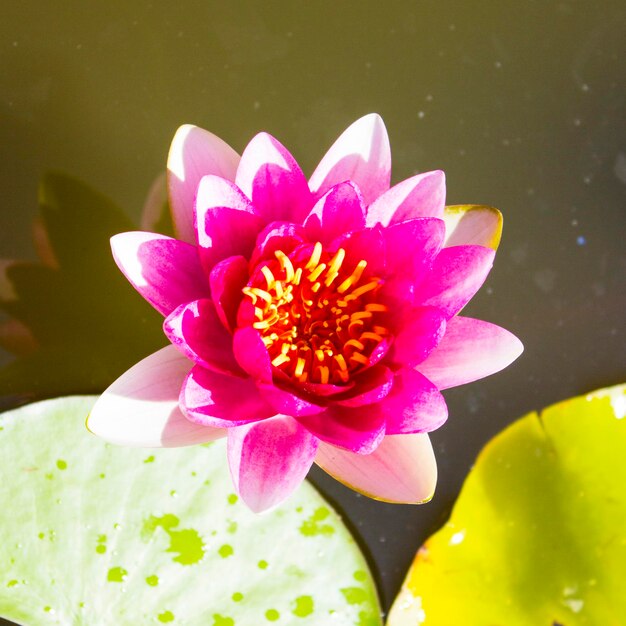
[381,368,448,434]
[297,404,386,455]
[249,221,307,268]
[235,132,313,225]
[181,364,275,428]
[209,255,249,332]
[336,365,394,408]
[257,383,326,417]
[413,244,496,318]
[232,326,273,383]
[228,416,319,513]
[163,299,243,376]
[304,181,366,245]
[366,169,446,227]
[389,306,447,368]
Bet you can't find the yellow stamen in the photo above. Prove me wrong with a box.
[261,265,275,289]
[344,339,365,351]
[345,280,379,301]
[250,287,272,304]
[373,325,390,336]
[271,354,290,367]
[308,263,326,282]
[334,354,348,371]
[337,260,367,293]
[350,352,369,365]
[293,268,303,285]
[275,250,295,282]
[351,311,372,321]
[305,242,322,270]
[365,303,388,312]
[317,366,329,385]
[315,349,325,362]
[294,357,306,378]
[360,332,383,342]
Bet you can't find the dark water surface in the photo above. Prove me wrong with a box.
[1,0,625,616]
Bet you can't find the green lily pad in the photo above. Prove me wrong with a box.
[388,384,626,626]
[0,396,381,625]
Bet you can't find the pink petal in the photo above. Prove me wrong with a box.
[140,172,168,231]
[87,346,225,447]
[249,221,307,267]
[315,433,437,503]
[163,299,243,376]
[181,365,275,428]
[167,125,240,243]
[443,205,503,250]
[390,306,447,368]
[381,369,448,434]
[304,181,366,245]
[336,365,394,408]
[309,114,391,207]
[232,327,272,383]
[417,316,524,390]
[366,170,446,226]
[333,226,386,277]
[228,416,318,512]
[111,232,209,316]
[235,132,312,224]
[297,404,386,454]
[195,175,264,275]
[383,218,445,282]
[209,255,249,332]
[258,383,326,417]
[413,245,495,318]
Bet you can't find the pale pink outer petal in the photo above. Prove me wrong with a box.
[366,170,446,226]
[416,316,524,390]
[228,415,318,513]
[140,172,168,231]
[443,205,503,250]
[87,346,225,447]
[235,132,312,224]
[111,231,209,316]
[167,125,240,243]
[309,114,391,207]
[315,433,437,503]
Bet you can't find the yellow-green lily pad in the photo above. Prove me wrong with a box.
[388,384,626,626]
[0,397,381,625]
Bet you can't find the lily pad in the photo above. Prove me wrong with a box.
[0,396,381,625]
[388,384,626,626]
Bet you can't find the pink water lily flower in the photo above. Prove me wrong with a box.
[88,114,523,512]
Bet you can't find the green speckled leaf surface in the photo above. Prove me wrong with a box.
[388,385,626,626]
[0,397,381,626]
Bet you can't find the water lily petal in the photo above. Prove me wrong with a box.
[258,383,326,417]
[304,181,366,245]
[382,369,448,434]
[195,175,264,275]
[209,255,249,332]
[383,218,445,282]
[111,231,209,316]
[413,245,495,318]
[417,316,524,389]
[181,365,275,428]
[366,170,446,226]
[232,326,272,383]
[333,226,386,277]
[336,365,394,408]
[228,416,318,513]
[309,113,391,207]
[163,299,243,376]
[235,132,312,224]
[297,405,386,454]
[167,125,240,243]
[249,221,307,267]
[87,346,225,447]
[315,433,437,503]
[390,306,447,368]
[443,205,502,250]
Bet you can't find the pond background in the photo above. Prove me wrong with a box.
[1,0,624,614]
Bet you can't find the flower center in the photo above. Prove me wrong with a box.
[242,242,389,386]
